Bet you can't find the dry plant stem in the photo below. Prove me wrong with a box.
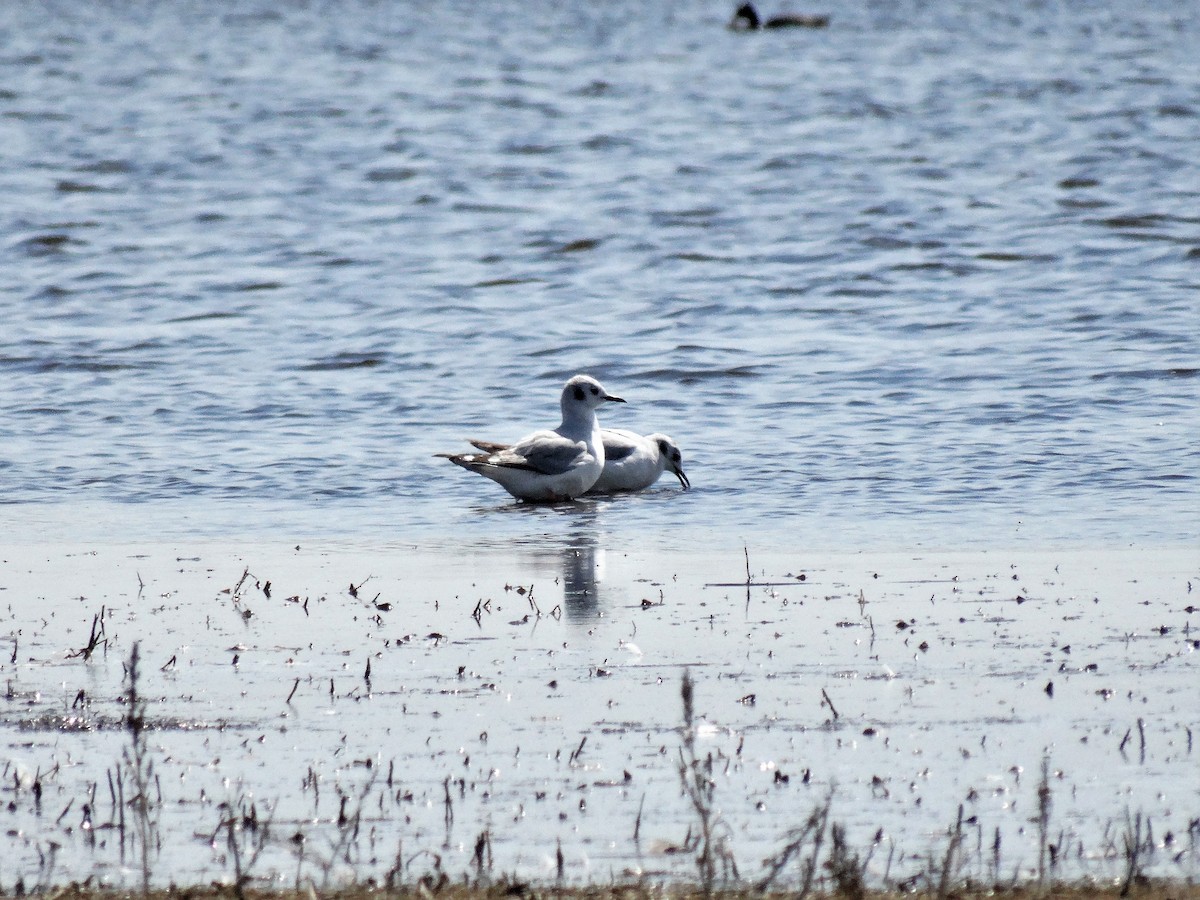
[678,669,714,892]
[13,883,1200,900]
[471,829,493,884]
[69,608,108,660]
[1121,811,1146,897]
[821,688,840,722]
[384,838,404,890]
[744,546,752,609]
[124,642,157,897]
[1038,756,1053,892]
[315,773,377,890]
[215,795,272,900]
[756,788,832,896]
[828,823,867,900]
[935,804,965,900]
[677,669,737,896]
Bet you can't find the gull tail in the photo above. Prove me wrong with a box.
[435,452,488,471]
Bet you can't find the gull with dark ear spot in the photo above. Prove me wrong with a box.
[469,429,689,493]
[439,374,626,502]
[591,430,689,492]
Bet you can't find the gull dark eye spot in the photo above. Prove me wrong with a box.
[573,386,585,401]
[590,386,599,395]
[658,440,669,453]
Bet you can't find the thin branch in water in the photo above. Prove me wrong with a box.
[822,687,840,721]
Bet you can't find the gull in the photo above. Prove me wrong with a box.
[469,429,689,493]
[592,430,689,492]
[440,374,625,502]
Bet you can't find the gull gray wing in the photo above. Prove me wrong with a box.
[600,429,640,462]
[507,432,589,476]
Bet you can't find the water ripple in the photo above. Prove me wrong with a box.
[0,0,1195,547]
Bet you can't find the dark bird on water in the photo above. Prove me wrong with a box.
[730,2,830,30]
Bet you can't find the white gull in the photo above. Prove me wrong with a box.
[440,374,625,502]
[592,430,689,492]
[469,429,688,493]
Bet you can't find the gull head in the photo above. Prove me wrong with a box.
[652,434,690,490]
[561,374,625,414]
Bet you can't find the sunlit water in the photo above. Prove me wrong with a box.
[2,0,1197,551]
[3,544,1198,889]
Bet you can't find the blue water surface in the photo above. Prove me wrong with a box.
[2,0,1198,550]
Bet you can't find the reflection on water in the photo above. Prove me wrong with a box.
[558,522,604,620]
[500,502,606,621]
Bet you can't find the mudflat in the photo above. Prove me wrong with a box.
[2,541,1196,891]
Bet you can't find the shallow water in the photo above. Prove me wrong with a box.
[2,543,1197,888]
[1,0,1198,550]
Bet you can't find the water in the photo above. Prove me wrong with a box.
[1,0,1197,550]
[4,543,1198,889]
[1,1,1198,890]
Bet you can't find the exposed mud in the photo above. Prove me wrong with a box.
[1,543,1196,890]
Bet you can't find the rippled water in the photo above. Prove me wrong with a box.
[2,0,1198,549]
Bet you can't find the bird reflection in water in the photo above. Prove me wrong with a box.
[558,528,603,620]
[513,507,605,622]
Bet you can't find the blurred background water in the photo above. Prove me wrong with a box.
[2,0,1198,550]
